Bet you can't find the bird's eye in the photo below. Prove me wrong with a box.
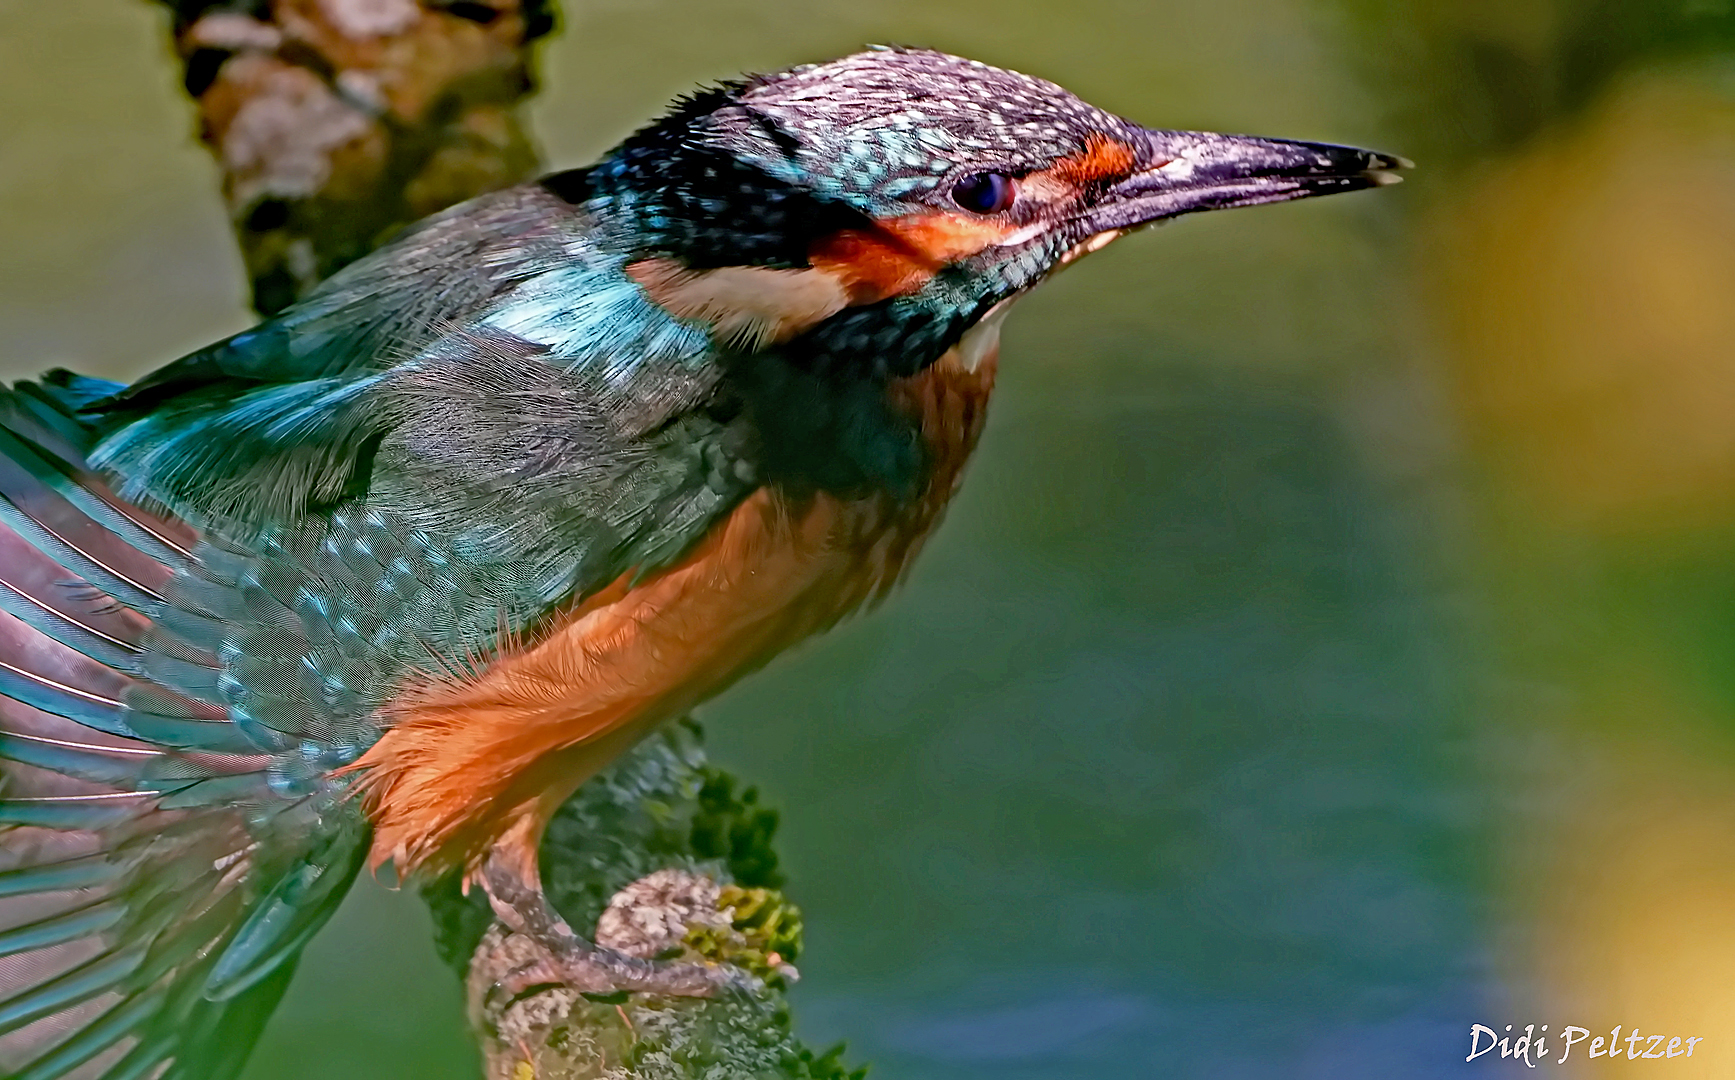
[950,172,1017,215]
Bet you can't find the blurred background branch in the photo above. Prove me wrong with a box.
[1334,0,1735,164]
[143,3,862,1075]
[157,0,554,315]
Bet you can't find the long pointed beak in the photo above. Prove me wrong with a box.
[1082,129,1410,234]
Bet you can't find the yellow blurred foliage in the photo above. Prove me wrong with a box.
[1428,68,1735,534]
[1527,728,1735,1078]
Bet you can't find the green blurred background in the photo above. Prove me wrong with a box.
[4,0,1735,1076]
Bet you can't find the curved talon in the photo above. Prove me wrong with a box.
[489,942,746,1006]
[486,957,570,1015]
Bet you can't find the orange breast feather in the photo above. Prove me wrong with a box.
[352,344,999,879]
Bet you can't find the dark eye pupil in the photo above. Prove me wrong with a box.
[951,173,1015,214]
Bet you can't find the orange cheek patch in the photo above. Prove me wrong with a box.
[808,227,935,305]
[630,208,1025,342]
[1042,133,1140,189]
[880,212,1017,263]
[810,211,1016,304]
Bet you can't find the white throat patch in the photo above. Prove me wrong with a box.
[955,297,1020,372]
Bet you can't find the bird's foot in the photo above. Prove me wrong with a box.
[489,935,743,1004]
[480,850,752,1006]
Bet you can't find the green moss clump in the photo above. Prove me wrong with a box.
[787,1043,870,1080]
[690,767,785,889]
[678,884,803,983]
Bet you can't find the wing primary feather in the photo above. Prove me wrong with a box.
[0,457,169,606]
[89,1034,175,1080]
[9,882,249,1080]
[9,991,163,1080]
[0,389,100,468]
[0,731,159,788]
[0,426,192,568]
[0,657,136,739]
[118,712,264,755]
[0,498,163,610]
[203,829,367,1000]
[0,898,128,959]
[0,376,375,1079]
[0,794,155,830]
[0,575,143,667]
[0,945,148,1032]
[0,852,132,899]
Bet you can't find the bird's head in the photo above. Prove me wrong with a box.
[573,47,1406,377]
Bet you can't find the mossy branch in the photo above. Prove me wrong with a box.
[425,725,865,1080]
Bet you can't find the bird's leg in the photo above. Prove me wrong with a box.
[479,821,739,1000]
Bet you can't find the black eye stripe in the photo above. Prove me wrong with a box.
[950,173,1017,215]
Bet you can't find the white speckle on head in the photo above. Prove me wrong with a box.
[185,13,284,51]
[317,0,420,39]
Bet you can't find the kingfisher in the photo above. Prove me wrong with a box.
[0,47,1403,1078]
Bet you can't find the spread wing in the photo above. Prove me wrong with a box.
[0,182,762,1078]
[0,386,365,1079]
